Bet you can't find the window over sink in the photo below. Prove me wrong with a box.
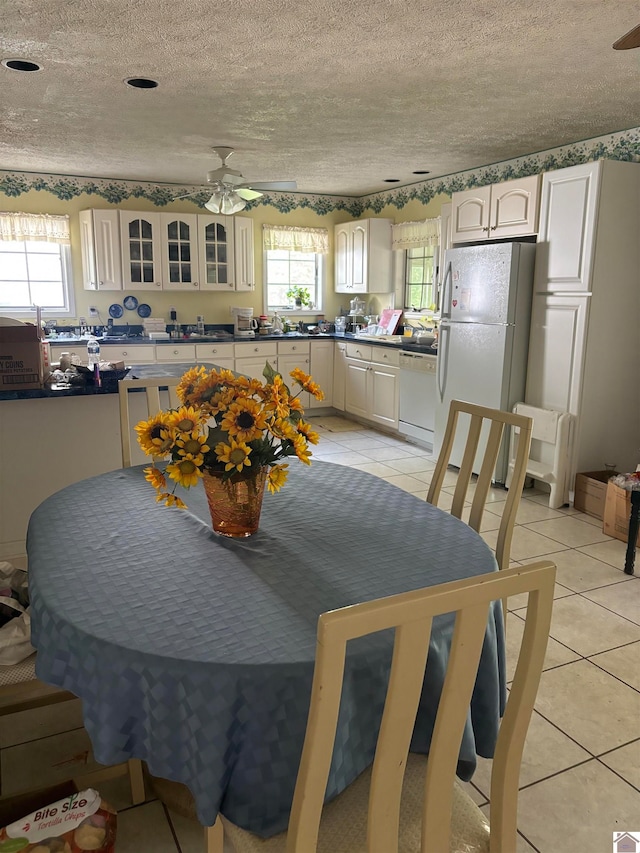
[262,224,328,312]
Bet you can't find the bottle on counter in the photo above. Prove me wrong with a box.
[86,335,101,367]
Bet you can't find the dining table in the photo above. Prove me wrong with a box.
[27,459,505,837]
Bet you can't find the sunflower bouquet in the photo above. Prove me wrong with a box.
[135,362,324,508]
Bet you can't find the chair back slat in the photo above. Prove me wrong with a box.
[285,561,556,853]
[421,601,492,852]
[427,400,533,570]
[118,376,183,468]
[367,618,433,853]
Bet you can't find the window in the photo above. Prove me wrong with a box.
[265,250,324,311]
[404,246,435,310]
[263,224,328,312]
[0,213,74,317]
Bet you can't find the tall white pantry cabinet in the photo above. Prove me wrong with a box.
[525,160,640,493]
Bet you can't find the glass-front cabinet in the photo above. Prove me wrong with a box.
[197,215,235,291]
[162,214,198,291]
[119,212,163,290]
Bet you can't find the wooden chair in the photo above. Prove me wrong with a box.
[427,400,534,571]
[118,376,181,468]
[0,657,145,808]
[206,560,555,853]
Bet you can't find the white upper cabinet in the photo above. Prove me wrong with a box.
[233,216,255,291]
[119,211,163,290]
[161,213,200,291]
[334,218,393,293]
[79,209,122,290]
[82,210,253,291]
[451,175,541,243]
[197,215,235,291]
[533,164,600,293]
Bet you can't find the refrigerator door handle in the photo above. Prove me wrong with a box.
[436,323,449,402]
[440,260,453,319]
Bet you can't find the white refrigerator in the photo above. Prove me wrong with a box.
[434,242,536,483]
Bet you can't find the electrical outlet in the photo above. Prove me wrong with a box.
[88,306,98,317]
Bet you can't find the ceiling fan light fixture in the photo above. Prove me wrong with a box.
[204,190,246,215]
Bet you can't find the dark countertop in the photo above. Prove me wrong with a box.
[2,335,437,400]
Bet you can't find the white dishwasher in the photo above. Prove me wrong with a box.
[398,351,437,448]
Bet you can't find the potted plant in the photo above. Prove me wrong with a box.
[286,285,312,309]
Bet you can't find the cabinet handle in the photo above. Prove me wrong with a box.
[490,225,497,231]
[482,227,490,232]
[173,350,180,355]
[193,282,199,287]
[155,281,162,287]
[254,347,259,352]
[292,346,296,351]
[122,351,128,356]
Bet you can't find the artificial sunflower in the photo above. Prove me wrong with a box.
[215,438,252,473]
[221,399,269,443]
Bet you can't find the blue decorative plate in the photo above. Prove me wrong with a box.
[123,295,139,310]
[108,303,124,319]
[137,303,152,318]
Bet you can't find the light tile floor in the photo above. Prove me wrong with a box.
[81,416,640,852]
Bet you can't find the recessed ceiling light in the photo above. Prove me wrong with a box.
[412,170,431,175]
[383,179,400,183]
[125,77,159,89]
[2,59,42,72]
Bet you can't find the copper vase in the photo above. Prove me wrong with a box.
[202,467,268,537]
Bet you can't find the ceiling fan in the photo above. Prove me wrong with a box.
[174,147,297,214]
[613,23,640,49]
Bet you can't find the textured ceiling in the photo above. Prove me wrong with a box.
[1,0,638,196]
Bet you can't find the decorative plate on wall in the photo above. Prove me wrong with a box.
[123,295,139,310]
[137,303,152,318]
[108,303,124,319]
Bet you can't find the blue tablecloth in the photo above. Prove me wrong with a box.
[27,460,504,835]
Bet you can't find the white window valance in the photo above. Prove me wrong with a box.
[391,217,440,250]
[0,212,70,243]
[263,224,329,254]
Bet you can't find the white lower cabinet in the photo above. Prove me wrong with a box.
[234,342,278,380]
[309,340,333,409]
[194,343,235,370]
[156,344,196,362]
[278,341,311,408]
[345,342,399,429]
[97,344,157,364]
[332,341,347,411]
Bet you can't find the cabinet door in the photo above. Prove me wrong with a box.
[489,174,541,239]
[308,341,333,409]
[345,358,369,418]
[534,163,600,294]
[369,363,399,429]
[161,213,199,291]
[79,210,122,291]
[334,223,351,292]
[332,342,347,411]
[119,212,163,290]
[198,215,235,292]
[451,186,492,242]
[233,216,254,291]
[350,221,369,292]
[279,352,311,408]
[236,357,278,381]
[525,293,589,417]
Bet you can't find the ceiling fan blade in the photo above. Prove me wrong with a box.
[613,23,640,49]
[235,188,263,201]
[247,181,297,191]
[172,190,201,200]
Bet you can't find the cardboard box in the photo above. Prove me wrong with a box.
[574,470,618,520]
[603,481,640,546]
[0,324,46,390]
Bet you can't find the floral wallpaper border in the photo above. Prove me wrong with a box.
[0,126,638,217]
